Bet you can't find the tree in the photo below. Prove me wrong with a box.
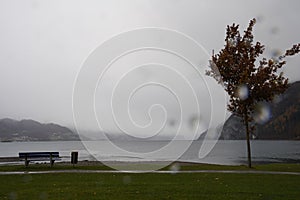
[206,18,300,168]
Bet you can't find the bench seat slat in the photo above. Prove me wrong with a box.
[19,152,59,158]
[19,157,61,161]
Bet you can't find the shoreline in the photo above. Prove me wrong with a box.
[0,156,212,166]
[0,157,19,162]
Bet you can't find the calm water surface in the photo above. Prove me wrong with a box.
[0,140,299,165]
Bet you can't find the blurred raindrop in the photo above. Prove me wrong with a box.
[23,175,33,183]
[271,49,283,63]
[169,163,180,174]
[168,119,176,127]
[254,103,271,124]
[256,15,264,23]
[244,37,253,45]
[207,60,222,85]
[235,84,249,100]
[96,180,103,186]
[39,192,48,200]
[189,115,199,130]
[272,95,283,104]
[228,36,240,47]
[122,175,131,185]
[271,49,282,58]
[270,27,279,35]
[31,0,39,9]
[9,192,17,200]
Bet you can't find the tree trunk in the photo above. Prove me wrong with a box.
[244,113,252,168]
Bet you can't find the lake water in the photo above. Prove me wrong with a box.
[0,140,299,165]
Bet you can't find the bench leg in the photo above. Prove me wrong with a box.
[50,160,55,167]
[25,156,29,167]
[50,153,53,167]
[25,160,29,167]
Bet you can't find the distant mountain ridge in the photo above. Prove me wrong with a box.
[1,81,299,141]
[221,81,300,140]
[0,118,79,141]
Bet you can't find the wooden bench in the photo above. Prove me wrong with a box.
[19,152,60,167]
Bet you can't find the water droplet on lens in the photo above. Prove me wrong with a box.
[236,85,249,100]
[254,103,271,124]
[9,192,17,200]
[168,119,176,127]
[256,15,264,23]
[270,27,279,35]
[272,95,282,104]
[39,192,48,200]
[123,175,131,184]
[271,49,282,57]
[169,163,180,174]
[23,175,33,183]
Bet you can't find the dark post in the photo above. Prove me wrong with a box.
[71,151,78,167]
[50,153,54,167]
[25,154,29,167]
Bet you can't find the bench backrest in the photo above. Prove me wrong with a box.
[19,152,60,158]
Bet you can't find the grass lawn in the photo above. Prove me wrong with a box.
[0,163,300,200]
[0,172,299,200]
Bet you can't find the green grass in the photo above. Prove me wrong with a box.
[254,163,300,172]
[171,163,300,172]
[0,163,112,172]
[0,172,299,200]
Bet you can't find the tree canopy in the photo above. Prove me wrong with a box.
[206,18,300,167]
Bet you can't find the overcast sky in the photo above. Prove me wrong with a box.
[0,0,299,137]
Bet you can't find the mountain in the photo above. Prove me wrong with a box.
[221,81,300,140]
[0,118,79,141]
